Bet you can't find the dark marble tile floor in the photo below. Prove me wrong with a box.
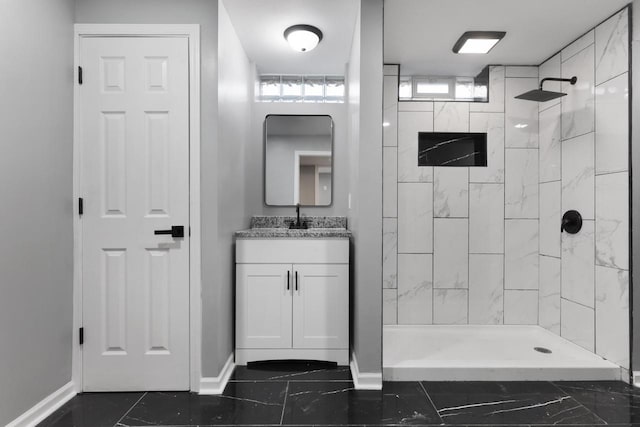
[38,362,640,427]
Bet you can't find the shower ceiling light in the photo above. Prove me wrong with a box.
[453,31,506,54]
[284,25,323,52]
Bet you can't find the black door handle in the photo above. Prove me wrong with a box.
[154,225,185,238]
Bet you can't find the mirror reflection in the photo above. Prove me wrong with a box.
[265,115,333,206]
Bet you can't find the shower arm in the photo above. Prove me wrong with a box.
[539,76,577,91]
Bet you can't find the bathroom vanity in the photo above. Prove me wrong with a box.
[234,216,350,365]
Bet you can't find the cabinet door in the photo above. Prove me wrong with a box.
[293,264,349,349]
[236,264,292,349]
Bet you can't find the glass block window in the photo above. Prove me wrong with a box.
[398,75,489,102]
[257,75,345,103]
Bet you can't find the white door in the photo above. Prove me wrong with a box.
[293,264,349,349]
[236,264,293,349]
[80,36,190,391]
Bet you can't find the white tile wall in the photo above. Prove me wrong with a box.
[433,289,468,324]
[595,265,629,368]
[469,254,504,324]
[539,256,561,334]
[594,8,629,86]
[398,254,433,324]
[382,218,397,289]
[469,113,505,183]
[434,219,468,289]
[470,66,505,113]
[561,220,595,308]
[505,220,539,290]
[469,183,504,254]
[561,298,595,352]
[562,44,595,140]
[596,172,629,270]
[434,168,468,218]
[398,111,433,182]
[383,289,398,325]
[504,290,538,325]
[539,54,562,111]
[539,104,561,183]
[398,183,433,253]
[505,78,539,148]
[383,147,397,217]
[561,29,594,62]
[505,66,538,78]
[595,73,629,175]
[562,132,595,220]
[434,102,469,132]
[539,181,561,258]
[505,149,539,218]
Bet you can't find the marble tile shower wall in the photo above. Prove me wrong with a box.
[538,7,630,370]
[382,64,542,327]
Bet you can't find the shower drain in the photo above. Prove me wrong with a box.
[534,346,552,354]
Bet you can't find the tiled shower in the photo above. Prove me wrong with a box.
[382,6,630,374]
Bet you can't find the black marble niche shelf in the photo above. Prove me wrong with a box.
[418,132,487,167]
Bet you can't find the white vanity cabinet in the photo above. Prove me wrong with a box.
[235,238,349,365]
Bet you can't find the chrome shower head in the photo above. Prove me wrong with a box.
[515,76,577,102]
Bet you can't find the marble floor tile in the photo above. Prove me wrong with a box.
[37,392,143,427]
[118,385,286,426]
[555,381,640,424]
[282,381,441,425]
[230,361,351,381]
[423,381,605,425]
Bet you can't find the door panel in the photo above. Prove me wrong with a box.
[81,36,190,391]
[293,264,349,349]
[236,264,292,349]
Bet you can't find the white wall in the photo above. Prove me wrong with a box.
[538,7,630,369]
[383,65,542,326]
[348,0,383,374]
[0,0,74,424]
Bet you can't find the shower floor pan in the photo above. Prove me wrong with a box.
[383,325,621,381]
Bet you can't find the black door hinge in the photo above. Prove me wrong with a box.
[78,197,83,216]
[78,66,83,85]
[79,327,84,345]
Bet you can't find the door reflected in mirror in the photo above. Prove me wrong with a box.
[265,115,333,206]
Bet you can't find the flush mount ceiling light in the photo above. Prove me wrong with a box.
[284,24,323,52]
[452,31,506,54]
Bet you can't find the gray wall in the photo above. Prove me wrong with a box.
[0,0,74,423]
[76,0,234,377]
[250,102,348,216]
[347,0,384,374]
[215,0,253,376]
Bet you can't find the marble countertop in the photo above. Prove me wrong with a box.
[235,216,351,239]
[235,227,351,239]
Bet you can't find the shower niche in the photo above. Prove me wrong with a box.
[418,132,487,167]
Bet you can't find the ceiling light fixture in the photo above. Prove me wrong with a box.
[452,31,506,54]
[284,24,323,52]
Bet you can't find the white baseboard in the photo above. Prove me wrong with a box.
[199,353,235,395]
[350,351,382,390]
[7,381,76,427]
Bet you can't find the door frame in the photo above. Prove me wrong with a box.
[72,24,202,392]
